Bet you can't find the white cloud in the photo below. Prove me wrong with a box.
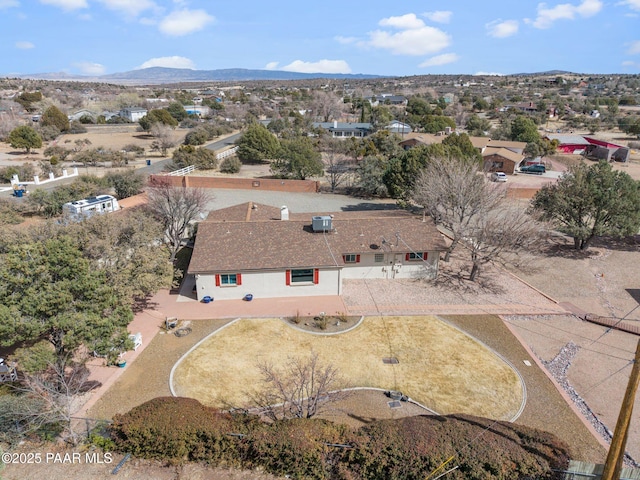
[532,0,603,29]
[15,41,34,49]
[474,71,506,76]
[379,13,425,30]
[39,0,87,11]
[622,60,636,66]
[279,60,352,74]
[486,19,519,38]
[423,10,452,23]
[365,13,451,56]
[618,0,640,11]
[159,9,214,36]
[96,0,156,17]
[628,40,640,54]
[0,0,19,9]
[335,35,357,44]
[75,62,106,75]
[264,62,279,70]
[137,56,195,69]
[368,26,450,56]
[419,53,459,67]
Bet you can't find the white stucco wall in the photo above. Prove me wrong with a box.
[195,268,342,300]
[340,252,439,280]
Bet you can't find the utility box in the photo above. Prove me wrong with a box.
[312,216,332,232]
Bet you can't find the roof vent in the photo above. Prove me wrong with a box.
[280,206,289,221]
[312,215,332,232]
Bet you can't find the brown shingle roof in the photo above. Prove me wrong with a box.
[482,147,524,163]
[189,209,446,274]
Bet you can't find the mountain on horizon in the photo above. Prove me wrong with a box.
[7,66,382,84]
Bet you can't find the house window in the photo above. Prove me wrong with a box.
[287,269,318,285]
[291,269,314,283]
[406,252,428,261]
[492,161,504,169]
[221,274,237,285]
[343,254,360,264]
[374,253,384,263]
[216,273,242,286]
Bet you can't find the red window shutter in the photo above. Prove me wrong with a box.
[286,270,291,286]
[356,254,360,263]
[313,269,319,284]
[236,273,242,286]
[405,253,410,261]
[342,255,346,263]
[215,274,220,286]
[423,252,428,260]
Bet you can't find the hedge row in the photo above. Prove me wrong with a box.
[110,397,570,480]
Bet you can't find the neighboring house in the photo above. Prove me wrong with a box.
[483,140,527,155]
[183,105,211,116]
[312,121,372,138]
[503,102,538,113]
[398,131,454,150]
[482,147,524,175]
[365,94,408,106]
[68,109,97,122]
[384,120,412,135]
[188,203,446,301]
[544,134,592,154]
[119,107,148,122]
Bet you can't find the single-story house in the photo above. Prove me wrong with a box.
[483,140,527,155]
[482,147,524,174]
[365,94,408,106]
[188,203,447,300]
[68,109,97,122]
[312,121,372,138]
[543,134,591,154]
[399,132,526,156]
[119,107,148,122]
[384,120,412,135]
[183,105,211,116]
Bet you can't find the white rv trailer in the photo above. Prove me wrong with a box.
[62,195,120,218]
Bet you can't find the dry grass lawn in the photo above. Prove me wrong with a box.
[172,316,523,420]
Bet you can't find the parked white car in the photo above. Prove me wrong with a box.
[490,172,507,182]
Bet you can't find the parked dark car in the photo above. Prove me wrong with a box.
[519,164,546,175]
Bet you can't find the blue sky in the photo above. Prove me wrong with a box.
[1,0,639,77]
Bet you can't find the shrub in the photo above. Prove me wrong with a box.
[219,156,242,174]
[109,400,570,480]
[241,419,351,479]
[344,415,570,480]
[68,121,88,134]
[110,397,253,465]
[105,170,144,199]
[184,128,209,146]
[0,164,36,183]
[0,198,26,225]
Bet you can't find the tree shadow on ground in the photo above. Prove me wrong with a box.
[429,259,506,296]
[539,233,640,257]
[131,295,160,314]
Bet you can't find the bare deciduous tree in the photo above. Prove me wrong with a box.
[248,352,343,421]
[412,157,504,262]
[146,177,212,262]
[310,90,344,122]
[464,206,547,281]
[150,123,175,156]
[10,357,100,445]
[321,137,354,192]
